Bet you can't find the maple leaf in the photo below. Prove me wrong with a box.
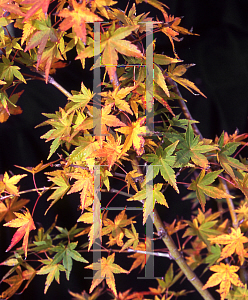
[188,169,233,211]
[0,90,23,123]
[0,266,36,300]
[45,170,71,214]
[22,0,50,22]
[0,195,29,222]
[167,63,206,97]
[24,17,58,72]
[58,0,103,44]
[142,141,179,193]
[121,223,139,252]
[102,210,136,247]
[0,55,26,84]
[50,241,88,280]
[101,86,135,115]
[88,133,124,170]
[116,116,150,156]
[235,202,248,222]
[85,253,128,297]
[4,208,36,258]
[226,283,248,300]
[76,23,143,83]
[127,240,151,273]
[69,284,104,300]
[67,169,94,212]
[15,160,58,175]
[37,260,66,294]
[173,123,218,168]
[217,136,248,179]
[75,103,126,137]
[208,227,248,264]
[125,170,143,194]
[127,183,168,224]
[183,209,221,250]
[0,172,27,196]
[202,263,244,300]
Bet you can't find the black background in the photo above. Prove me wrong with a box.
[1,1,248,299]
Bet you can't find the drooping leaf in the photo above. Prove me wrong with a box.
[22,0,50,22]
[85,253,128,297]
[4,208,36,258]
[202,263,244,300]
[37,260,66,294]
[127,239,151,273]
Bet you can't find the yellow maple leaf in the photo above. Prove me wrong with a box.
[116,116,150,156]
[202,263,244,300]
[0,172,27,196]
[208,227,248,264]
[85,253,128,297]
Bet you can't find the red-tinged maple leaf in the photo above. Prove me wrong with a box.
[4,208,36,258]
[0,195,29,222]
[58,0,103,44]
[202,263,244,300]
[85,253,128,297]
[0,172,27,196]
[0,1,25,17]
[116,116,150,156]
[22,0,50,22]
[67,169,94,212]
[208,227,248,264]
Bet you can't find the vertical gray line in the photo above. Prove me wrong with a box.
[93,165,101,278]
[93,22,102,138]
[146,22,154,134]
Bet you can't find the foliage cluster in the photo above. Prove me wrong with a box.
[1,1,248,300]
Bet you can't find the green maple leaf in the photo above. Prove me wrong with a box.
[183,211,221,250]
[24,17,58,67]
[66,82,93,113]
[217,134,248,179]
[174,124,218,168]
[142,141,179,193]
[188,169,233,211]
[51,242,88,280]
[0,56,26,84]
[127,183,168,224]
[226,284,248,300]
[39,108,74,159]
[37,261,66,294]
[76,23,143,83]
[45,170,71,214]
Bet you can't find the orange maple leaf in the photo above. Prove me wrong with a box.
[0,195,29,223]
[22,0,50,22]
[116,116,150,156]
[85,253,128,297]
[58,0,103,44]
[3,208,36,258]
[208,227,248,264]
[202,263,244,300]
